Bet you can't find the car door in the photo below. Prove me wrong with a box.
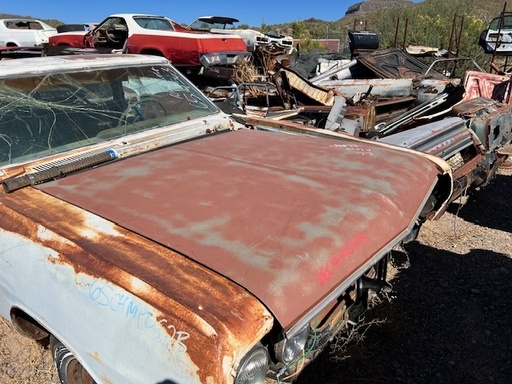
[86,17,128,49]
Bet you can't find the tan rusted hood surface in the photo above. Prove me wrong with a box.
[37,129,439,330]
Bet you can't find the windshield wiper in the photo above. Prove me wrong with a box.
[2,149,118,193]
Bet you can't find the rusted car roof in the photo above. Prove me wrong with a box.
[38,128,440,331]
[357,48,448,80]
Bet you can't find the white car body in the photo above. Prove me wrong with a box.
[189,16,294,54]
[479,13,512,55]
[0,18,57,47]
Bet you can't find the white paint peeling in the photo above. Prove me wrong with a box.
[79,212,121,239]
[36,224,60,242]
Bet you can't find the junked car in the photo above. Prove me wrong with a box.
[188,16,271,52]
[48,14,250,74]
[188,16,295,56]
[479,12,512,55]
[0,54,451,383]
[0,18,57,47]
[303,48,512,205]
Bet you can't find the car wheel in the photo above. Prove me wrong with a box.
[50,335,96,384]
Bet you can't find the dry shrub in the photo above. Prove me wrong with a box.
[329,248,409,361]
[232,61,258,83]
[0,318,58,384]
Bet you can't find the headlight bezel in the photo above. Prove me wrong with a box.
[274,325,310,365]
[234,344,270,384]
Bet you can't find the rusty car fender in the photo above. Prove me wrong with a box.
[0,187,274,384]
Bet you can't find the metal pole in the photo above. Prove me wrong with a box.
[491,2,508,72]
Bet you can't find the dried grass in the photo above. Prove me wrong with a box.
[0,318,58,384]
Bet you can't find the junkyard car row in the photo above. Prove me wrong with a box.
[48,14,251,74]
[0,10,511,384]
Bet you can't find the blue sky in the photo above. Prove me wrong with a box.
[2,0,361,27]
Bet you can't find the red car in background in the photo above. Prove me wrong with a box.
[48,13,250,74]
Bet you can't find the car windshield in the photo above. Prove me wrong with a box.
[489,15,512,30]
[189,17,240,30]
[0,63,218,167]
[190,20,225,30]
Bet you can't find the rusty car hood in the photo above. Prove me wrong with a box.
[36,128,440,330]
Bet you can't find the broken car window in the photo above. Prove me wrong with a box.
[0,64,218,167]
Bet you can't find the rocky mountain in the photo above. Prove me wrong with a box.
[345,0,414,16]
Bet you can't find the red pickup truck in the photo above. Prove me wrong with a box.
[48,14,250,74]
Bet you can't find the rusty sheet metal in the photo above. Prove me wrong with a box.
[276,64,336,106]
[235,116,454,220]
[463,71,512,104]
[453,97,512,152]
[416,78,458,104]
[344,103,376,133]
[0,187,273,383]
[234,114,454,178]
[357,48,448,80]
[317,78,413,98]
[378,117,473,159]
[36,128,440,333]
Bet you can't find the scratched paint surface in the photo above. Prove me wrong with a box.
[0,190,273,383]
[39,128,439,328]
[0,228,202,383]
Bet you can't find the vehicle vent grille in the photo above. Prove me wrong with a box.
[32,145,114,172]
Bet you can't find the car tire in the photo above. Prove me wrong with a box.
[50,335,96,384]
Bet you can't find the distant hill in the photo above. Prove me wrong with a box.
[342,0,507,21]
[1,0,510,32]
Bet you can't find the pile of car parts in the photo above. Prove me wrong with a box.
[227,48,511,210]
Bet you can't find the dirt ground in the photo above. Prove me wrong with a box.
[1,168,511,384]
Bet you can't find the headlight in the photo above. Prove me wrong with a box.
[274,325,310,364]
[234,345,270,384]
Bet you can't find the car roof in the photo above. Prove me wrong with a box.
[0,54,169,78]
[0,18,43,22]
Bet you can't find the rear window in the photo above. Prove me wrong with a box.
[133,17,174,31]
